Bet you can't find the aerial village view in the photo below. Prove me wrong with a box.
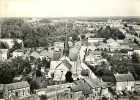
[0,17,140,100]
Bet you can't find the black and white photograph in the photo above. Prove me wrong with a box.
[0,0,140,100]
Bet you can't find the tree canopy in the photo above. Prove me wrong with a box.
[95,26,125,40]
[0,57,31,84]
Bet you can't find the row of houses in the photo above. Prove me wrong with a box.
[78,37,140,97]
[0,81,30,99]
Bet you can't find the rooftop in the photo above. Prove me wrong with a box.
[114,72,135,82]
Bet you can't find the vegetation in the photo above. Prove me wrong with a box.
[1,18,82,48]
[0,57,31,84]
[65,71,73,83]
[102,51,140,80]
[0,41,9,49]
[95,26,125,40]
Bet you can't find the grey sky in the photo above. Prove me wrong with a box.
[0,0,140,17]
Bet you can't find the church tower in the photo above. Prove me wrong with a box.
[63,32,69,57]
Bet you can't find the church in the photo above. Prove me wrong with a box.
[48,33,82,83]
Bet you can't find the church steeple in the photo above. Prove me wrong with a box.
[63,32,69,57]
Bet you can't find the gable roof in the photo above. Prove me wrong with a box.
[30,51,40,59]
[0,49,8,54]
[61,59,72,69]
[84,78,108,88]
[4,81,30,91]
[114,73,135,82]
[51,59,72,70]
[71,79,93,94]
[40,50,48,56]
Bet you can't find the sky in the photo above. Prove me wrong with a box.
[0,0,140,17]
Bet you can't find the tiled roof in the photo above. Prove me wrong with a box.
[30,51,40,59]
[50,59,72,70]
[40,50,49,56]
[14,49,24,52]
[71,79,93,95]
[61,59,72,69]
[0,49,8,54]
[4,81,30,91]
[84,78,107,88]
[114,73,135,82]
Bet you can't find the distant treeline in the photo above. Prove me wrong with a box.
[0,18,81,48]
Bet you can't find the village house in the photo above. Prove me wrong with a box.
[114,72,135,92]
[107,38,120,51]
[12,49,24,58]
[71,78,112,98]
[54,42,64,51]
[53,41,73,52]
[0,39,23,49]
[0,49,8,61]
[97,42,109,51]
[133,48,140,57]
[87,38,105,46]
[85,50,103,66]
[30,51,40,59]
[84,78,112,97]
[0,81,30,99]
[134,81,140,95]
[39,49,49,60]
[85,33,95,39]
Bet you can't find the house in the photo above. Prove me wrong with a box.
[85,50,102,66]
[0,81,30,99]
[0,49,8,61]
[97,43,109,51]
[54,42,64,50]
[134,81,140,94]
[85,78,113,98]
[12,49,24,58]
[71,78,112,98]
[107,38,120,51]
[0,39,23,49]
[39,50,49,60]
[114,72,135,92]
[87,38,105,46]
[71,79,93,95]
[30,51,40,59]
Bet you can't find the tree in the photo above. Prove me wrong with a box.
[40,95,47,100]
[11,57,31,75]
[1,18,24,38]
[80,34,86,39]
[0,41,9,49]
[0,62,15,84]
[30,80,40,93]
[0,56,32,84]
[81,69,89,76]
[132,52,140,63]
[95,26,125,40]
[8,40,22,56]
[71,33,80,41]
[65,71,73,83]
